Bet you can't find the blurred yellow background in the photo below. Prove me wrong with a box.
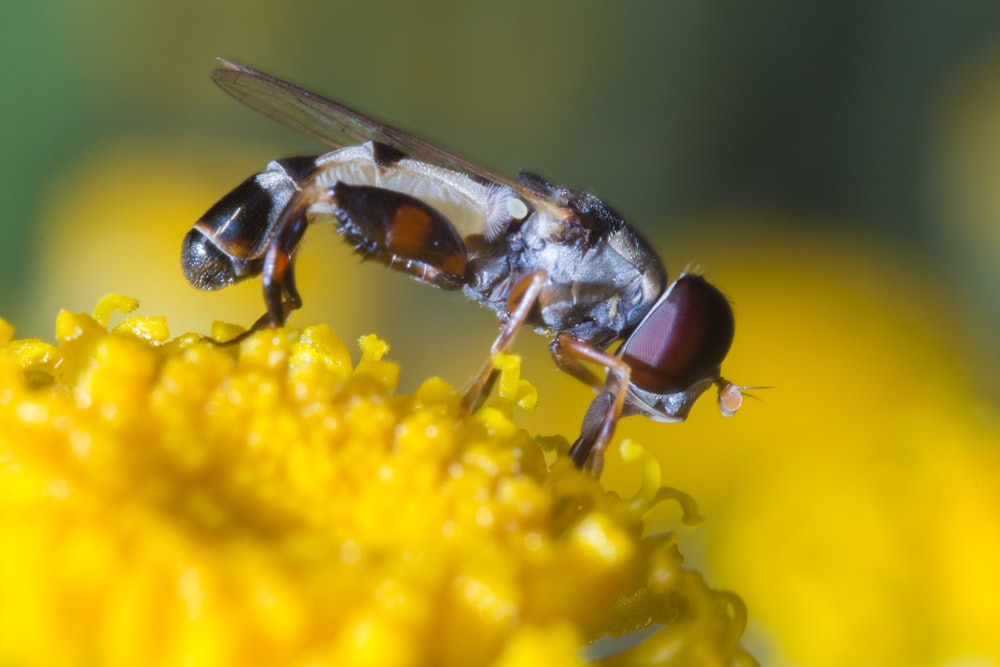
[3,2,999,665]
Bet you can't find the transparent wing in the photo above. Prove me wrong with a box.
[212,59,554,208]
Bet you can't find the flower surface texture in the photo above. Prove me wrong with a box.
[0,295,753,667]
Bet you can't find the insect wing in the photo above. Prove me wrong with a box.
[212,59,546,206]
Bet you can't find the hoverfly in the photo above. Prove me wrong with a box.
[183,59,745,475]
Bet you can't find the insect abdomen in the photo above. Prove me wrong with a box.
[329,183,468,288]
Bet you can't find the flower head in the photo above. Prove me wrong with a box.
[0,295,753,666]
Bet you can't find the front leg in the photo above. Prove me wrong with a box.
[551,332,632,476]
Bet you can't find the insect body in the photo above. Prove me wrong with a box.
[183,59,744,474]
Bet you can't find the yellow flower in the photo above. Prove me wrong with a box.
[0,295,754,667]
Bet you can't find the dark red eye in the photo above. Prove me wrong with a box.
[619,274,735,394]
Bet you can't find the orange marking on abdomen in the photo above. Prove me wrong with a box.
[386,204,433,257]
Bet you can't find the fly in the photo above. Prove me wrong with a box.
[183,59,746,475]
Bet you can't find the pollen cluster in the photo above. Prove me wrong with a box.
[0,295,753,666]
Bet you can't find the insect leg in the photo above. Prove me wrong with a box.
[551,333,631,475]
[261,207,308,326]
[214,193,313,345]
[462,269,548,413]
[549,337,606,391]
[230,190,312,338]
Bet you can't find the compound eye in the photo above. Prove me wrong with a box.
[181,230,240,291]
[620,274,735,394]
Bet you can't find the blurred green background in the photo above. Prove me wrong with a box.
[4,2,1000,666]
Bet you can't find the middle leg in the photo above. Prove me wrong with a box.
[462,269,548,413]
